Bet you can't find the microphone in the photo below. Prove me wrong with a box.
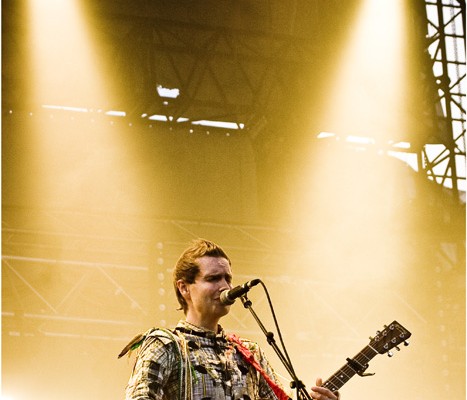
[220,279,261,305]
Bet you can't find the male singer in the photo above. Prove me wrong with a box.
[121,238,340,400]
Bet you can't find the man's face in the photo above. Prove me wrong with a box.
[185,256,233,322]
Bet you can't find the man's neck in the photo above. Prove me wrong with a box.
[184,314,219,333]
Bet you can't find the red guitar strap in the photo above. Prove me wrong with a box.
[227,333,291,400]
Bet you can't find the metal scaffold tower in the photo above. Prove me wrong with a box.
[423,0,466,199]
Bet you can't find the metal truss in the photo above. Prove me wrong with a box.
[3,200,464,339]
[3,206,464,399]
[101,10,318,136]
[2,206,304,341]
[99,1,467,200]
[422,0,466,198]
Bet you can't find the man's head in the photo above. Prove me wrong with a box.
[173,238,231,314]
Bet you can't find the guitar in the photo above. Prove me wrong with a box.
[322,320,412,392]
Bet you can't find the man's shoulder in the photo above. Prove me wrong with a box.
[118,327,179,358]
[145,327,179,342]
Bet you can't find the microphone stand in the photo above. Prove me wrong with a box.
[240,294,313,400]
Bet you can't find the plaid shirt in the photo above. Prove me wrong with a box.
[125,320,284,400]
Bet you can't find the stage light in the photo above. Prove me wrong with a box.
[20,0,164,221]
[148,114,168,121]
[27,0,111,107]
[317,132,336,139]
[391,141,411,150]
[191,120,243,129]
[42,105,89,113]
[292,0,413,287]
[318,0,409,141]
[156,85,180,99]
[105,110,126,117]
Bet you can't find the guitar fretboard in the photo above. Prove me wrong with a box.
[322,345,378,392]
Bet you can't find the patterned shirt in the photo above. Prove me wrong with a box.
[124,320,286,400]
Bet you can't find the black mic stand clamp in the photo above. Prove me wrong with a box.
[240,295,313,400]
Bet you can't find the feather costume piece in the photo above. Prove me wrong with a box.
[118,333,145,359]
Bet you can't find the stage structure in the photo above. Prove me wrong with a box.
[421,0,465,197]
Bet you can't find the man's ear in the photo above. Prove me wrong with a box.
[176,279,190,299]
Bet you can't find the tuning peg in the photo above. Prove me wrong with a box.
[369,336,374,341]
[404,340,410,346]
[388,351,394,357]
[395,346,401,351]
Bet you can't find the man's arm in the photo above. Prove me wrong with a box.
[125,334,181,400]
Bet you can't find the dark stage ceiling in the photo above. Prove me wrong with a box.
[2,0,440,147]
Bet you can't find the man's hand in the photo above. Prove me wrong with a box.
[310,377,340,400]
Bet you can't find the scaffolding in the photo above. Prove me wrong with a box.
[423,0,466,198]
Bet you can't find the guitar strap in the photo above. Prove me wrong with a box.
[227,333,291,400]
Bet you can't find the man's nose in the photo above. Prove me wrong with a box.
[220,278,232,290]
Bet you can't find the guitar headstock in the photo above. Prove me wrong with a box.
[369,320,412,356]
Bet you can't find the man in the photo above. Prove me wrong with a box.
[121,238,339,400]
